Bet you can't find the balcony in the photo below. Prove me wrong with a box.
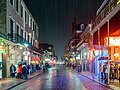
[8,33,41,53]
[8,33,24,43]
[92,0,120,29]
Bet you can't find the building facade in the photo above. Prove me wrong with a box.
[91,0,120,74]
[0,0,40,78]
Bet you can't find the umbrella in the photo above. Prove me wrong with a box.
[18,62,25,66]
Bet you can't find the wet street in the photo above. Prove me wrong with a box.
[9,65,111,90]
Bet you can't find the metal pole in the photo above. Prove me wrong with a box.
[107,20,110,84]
[98,28,100,81]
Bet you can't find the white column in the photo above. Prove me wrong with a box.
[107,20,110,84]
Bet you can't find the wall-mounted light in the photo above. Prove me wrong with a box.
[20,47,23,49]
[84,52,87,55]
[114,53,119,57]
[35,40,37,42]
[29,33,31,36]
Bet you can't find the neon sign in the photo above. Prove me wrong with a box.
[105,37,120,46]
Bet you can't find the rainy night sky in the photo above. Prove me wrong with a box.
[24,0,104,59]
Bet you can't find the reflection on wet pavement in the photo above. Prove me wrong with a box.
[10,65,110,90]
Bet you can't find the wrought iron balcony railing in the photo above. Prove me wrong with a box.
[92,0,120,29]
[8,33,41,53]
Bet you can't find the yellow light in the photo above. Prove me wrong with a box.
[9,46,12,49]
[31,61,35,64]
[1,42,4,45]
[114,53,119,57]
[29,33,31,36]
[0,45,5,51]
[117,0,120,5]
[70,58,75,61]
[20,47,23,49]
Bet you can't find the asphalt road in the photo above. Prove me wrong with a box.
[9,65,111,90]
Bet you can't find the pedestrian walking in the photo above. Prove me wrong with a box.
[114,64,118,79]
[22,64,28,80]
[30,63,33,74]
[103,62,108,84]
[77,64,81,72]
[118,66,120,83]
[10,64,16,78]
[99,63,103,79]
[73,64,76,70]
[110,64,114,81]
[16,65,23,79]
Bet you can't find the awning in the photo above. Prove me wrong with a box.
[98,56,108,60]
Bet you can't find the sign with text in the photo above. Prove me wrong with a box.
[104,37,120,46]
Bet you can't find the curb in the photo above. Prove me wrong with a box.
[6,71,43,90]
[79,73,114,90]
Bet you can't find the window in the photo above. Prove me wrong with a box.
[27,14,29,25]
[31,19,32,28]
[35,25,36,34]
[16,0,18,12]
[29,16,31,27]
[33,21,34,31]
[10,18,15,33]
[25,32,26,40]
[21,28,23,37]
[10,18,15,40]
[10,18,14,34]
[21,5,23,18]
[16,25,20,35]
[25,11,27,23]
[28,35,29,42]
[31,38,32,44]
[10,0,14,6]
[32,39,34,45]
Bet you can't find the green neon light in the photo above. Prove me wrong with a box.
[0,51,6,54]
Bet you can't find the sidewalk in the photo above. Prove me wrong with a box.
[79,71,120,90]
[0,70,42,90]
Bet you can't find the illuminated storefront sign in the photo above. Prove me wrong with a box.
[70,58,75,61]
[23,51,30,56]
[0,45,5,53]
[0,39,6,54]
[105,37,120,46]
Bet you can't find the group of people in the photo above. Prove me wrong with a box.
[68,63,82,72]
[10,63,28,80]
[99,62,120,83]
[109,63,120,82]
[10,62,49,80]
[99,62,108,83]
